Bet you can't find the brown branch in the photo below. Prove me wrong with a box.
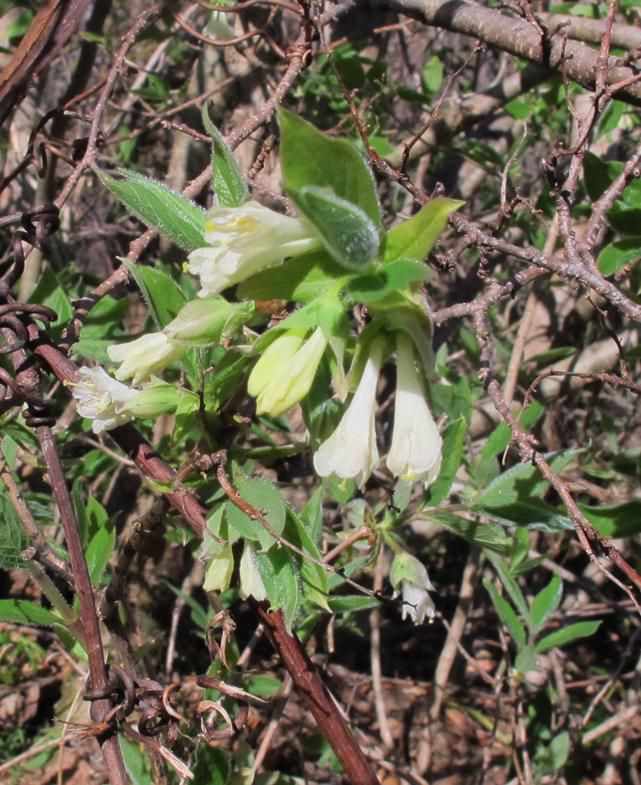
[368,0,641,106]
[254,604,382,785]
[0,0,92,128]
[538,12,641,50]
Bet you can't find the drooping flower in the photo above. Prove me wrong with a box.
[238,542,267,601]
[107,333,185,385]
[247,327,328,417]
[387,334,442,486]
[390,551,435,624]
[72,367,186,434]
[203,542,235,593]
[313,339,384,488]
[187,200,321,296]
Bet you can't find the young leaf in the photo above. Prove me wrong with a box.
[535,620,601,653]
[237,249,344,303]
[536,732,570,775]
[383,198,464,264]
[530,575,563,636]
[347,259,429,304]
[201,105,248,207]
[292,185,379,271]
[487,554,529,623]
[121,259,186,329]
[483,579,527,649]
[98,169,207,251]
[279,107,381,227]
[514,644,537,674]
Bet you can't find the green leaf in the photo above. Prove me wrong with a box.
[485,501,572,532]
[225,476,286,551]
[28,267,73,334]
[257,546,299,630]
[244,674,282,697]
[119,736,154,785]
[530,575,563,635]
[535,620,601,653]
[608,204,641,235]
[383,198,464,264]
[579,501,641,537]
[0,495,28,570]
[192,745,228,785]
[424,417,466,506]
[202,105,248,207]
[238,250,344,303]
[505,98,532,120]
[347,259,428,304]
[284,510,329,611]
[74,295,129,363]
[473,450,578,510]
[279,107,381,227]
[483,579,527,648]
[597,238,641,276]
[537,732,570,775]
[97,169,207,251]
[428,511,511,554]
[476,401,544,484]
[0,599,59,627]
[327,595,380,614]
[514,644,537,674]
[583,152,622,201]
[121,259,187,329]
[84,497,115,587]
[487,554,529,623]
[292,185,379,271]
[422,55,444,93]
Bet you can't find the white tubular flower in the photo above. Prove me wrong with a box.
[390,552,435,625]
[187,200,321,296]
[387,334,442,486]
[73,366,139,434]
[238,542,267,601]
[313,340,384,488]
[73,368,186,434]
[248,327,327,417]
[107,332,185,385]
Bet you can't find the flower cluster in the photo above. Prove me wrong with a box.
[75,199,443,495]
[314,334,442,488]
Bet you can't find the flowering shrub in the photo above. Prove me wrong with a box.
[73,108,461,629]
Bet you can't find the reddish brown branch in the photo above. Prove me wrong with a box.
[254,605,382,785]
